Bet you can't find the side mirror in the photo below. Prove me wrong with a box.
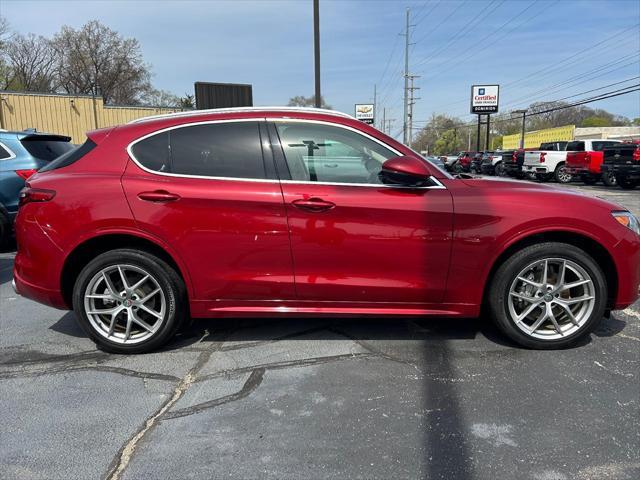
[379,155,433,187]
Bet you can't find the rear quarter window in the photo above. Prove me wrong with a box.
[566,141,585,151]
[0,142,13,160]
[38,139,97,172]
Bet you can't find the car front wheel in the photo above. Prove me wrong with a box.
[488,242,606,349]
[73,248,187,354]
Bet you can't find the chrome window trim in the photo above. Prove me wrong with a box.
[126,117,447,190]
[0,141,17,161]
[128,106,354,124]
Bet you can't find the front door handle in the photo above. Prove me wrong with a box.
[137,190,181,203]
[291,197,336,213]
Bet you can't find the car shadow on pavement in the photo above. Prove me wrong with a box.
[0,256,14,285]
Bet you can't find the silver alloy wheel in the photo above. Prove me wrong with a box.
[84,264,167,344]
[507,258,596,340]
[557,166,572,183]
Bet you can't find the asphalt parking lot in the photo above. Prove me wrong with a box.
[1,183,639,480]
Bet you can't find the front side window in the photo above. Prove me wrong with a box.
[275,122,396,184]
[131,121,266,179]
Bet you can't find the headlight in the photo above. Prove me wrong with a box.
[612,211,640,235]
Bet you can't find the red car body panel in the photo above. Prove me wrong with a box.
[12,109,640,319]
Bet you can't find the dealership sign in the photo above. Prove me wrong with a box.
[355,104,375,124]
[470,85,499,114]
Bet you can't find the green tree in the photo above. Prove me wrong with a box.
[433,129,461,155]
[581,116,612,127]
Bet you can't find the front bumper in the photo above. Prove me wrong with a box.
[612,229,640,310]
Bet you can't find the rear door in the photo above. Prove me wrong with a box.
[122,120,295,302]
[271,119,453,305]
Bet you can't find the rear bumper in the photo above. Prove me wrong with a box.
[503,163,522,176]
[602,164,640,179]
[566,166,589,175]
[12,269,68,310]
[523,164,549,174]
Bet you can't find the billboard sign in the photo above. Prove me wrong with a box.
[195,82,253,109]
[470,85,499,114]
[355,104,375,124]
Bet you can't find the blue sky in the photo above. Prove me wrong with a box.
[1,0,639,137]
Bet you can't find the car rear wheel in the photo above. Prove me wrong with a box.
[601,171,617,187]
[72,249,187,354]
[488,242,606,349]
[494,162,505,177]
[554,163,572,183]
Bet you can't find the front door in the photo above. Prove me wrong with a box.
[271,120,453,305]
[122,120,295,302]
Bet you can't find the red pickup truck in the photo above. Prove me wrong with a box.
[565,139,623,186]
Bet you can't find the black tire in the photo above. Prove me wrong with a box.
[453,162,463,174]
[617,176,638,190]
[601,171,617,187]
[494,162,505,177]
[488,242,607,349]
[554,163,572,184]
[72,248,188,354]
[581,174,599,185]
[0,211,9,251]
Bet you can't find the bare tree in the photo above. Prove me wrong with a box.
[0,16,14,89]
[288,95,331,109]
[5,33,56,92]
[141,88,181,107]
[51,20,152,105]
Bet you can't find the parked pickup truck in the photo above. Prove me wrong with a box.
[480,151,509,176]
[452,151,477,173]
[565,139,623,186]
[502,149,529,178]
[601,141,640,190]
[522,142,570,183]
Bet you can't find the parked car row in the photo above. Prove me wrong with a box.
[439,139,640,190]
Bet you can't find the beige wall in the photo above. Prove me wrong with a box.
[0,91,183,143]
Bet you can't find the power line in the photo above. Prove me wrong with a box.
[428,22,639,113]
[412,0,505,70]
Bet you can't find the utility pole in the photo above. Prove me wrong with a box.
[468,127,471,151]
[514,109,527,148]
[407,75,420,148]
[485,114,491,151]
[313,0,321,108]
[373,84,377,129]
[402,8,413,145]
[382,107,386,133]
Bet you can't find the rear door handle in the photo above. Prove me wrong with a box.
[291,197,336,213]
[137,190,181,203]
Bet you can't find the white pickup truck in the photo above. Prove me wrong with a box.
[522,141,571,183]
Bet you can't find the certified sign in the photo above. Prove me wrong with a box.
[470,85,499,114]
[355,104,375,124]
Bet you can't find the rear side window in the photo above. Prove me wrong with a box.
[592,141,619,151]
[39,139,97,172]
[20,137,74,161]
[566,141,585,151]
[131,122,266,179]
[0,143,12,160]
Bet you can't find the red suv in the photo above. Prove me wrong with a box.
[13,108,640,353]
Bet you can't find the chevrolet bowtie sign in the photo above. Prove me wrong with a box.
[355,104,375,124]
[470,85,499,114]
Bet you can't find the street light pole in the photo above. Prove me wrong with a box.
[514,109,527,149]
[313,0,321,108]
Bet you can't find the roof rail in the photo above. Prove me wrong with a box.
[128,106,354,124]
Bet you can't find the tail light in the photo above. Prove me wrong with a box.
[633,147,640,162]
[585,152,591,163]
[18,187,56,207]
[512,151,517,162]
[539,152,546,163]
[15,169,38,180]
